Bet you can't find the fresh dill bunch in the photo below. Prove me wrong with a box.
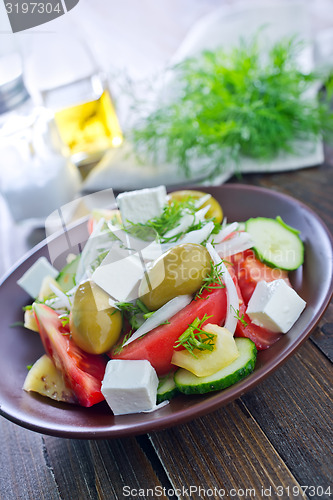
[131,36,333,177]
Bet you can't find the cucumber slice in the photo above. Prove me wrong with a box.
[157,372,178,403]
[56,255,80,293]
[245,216,304,270]
[174,338,257,395]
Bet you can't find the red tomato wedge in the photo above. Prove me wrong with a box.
[230,250,290,305]
[34,304,107,407]
[235,302,282,350]
[111,286,228,376]
[227,260,283,350]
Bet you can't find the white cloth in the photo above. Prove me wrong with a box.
[81,0,330,191]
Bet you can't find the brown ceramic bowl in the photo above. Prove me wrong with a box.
[0,184,332,439]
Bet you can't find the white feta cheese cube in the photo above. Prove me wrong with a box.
[117,185,167,225]
[101,360,159,415]
[246,279,306,334]
[92,244,145,302]
[17,257,59,298]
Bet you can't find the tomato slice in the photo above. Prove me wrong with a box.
[111,286,228,376]
[230,250,290,305]
[227,263,283,350]
[34,304,107,407]
[235,302,282,350]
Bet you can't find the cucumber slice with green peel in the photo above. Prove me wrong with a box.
[245,216,304,270]
[174,338,257,395]
[157,372,178,403]
[56,255,80,293]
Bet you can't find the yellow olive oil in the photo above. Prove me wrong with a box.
[54,89,123,164]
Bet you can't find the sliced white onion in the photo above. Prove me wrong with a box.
[109,297,120,309]
[163,212,194,239]
[206,243,239,335]
[48,282,71,310]
[142,400,169,413]
[208,221,239,244]
[180,221,215,245]
[215,232,254,258]
[194,205,210,223]
[76,218,116,283]
[163,205,211,241]
[123,294,192,346]
[194,193,211,208]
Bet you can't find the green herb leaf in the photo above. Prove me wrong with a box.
[59,314,70,327]
[125,195,220,244]
[174,314,215,357]
[231,306,248,327]
[143,310,170,325]
[131,36,333,177]
[113,331,133,355]
[114,300,149,331]
[196,260,225,299]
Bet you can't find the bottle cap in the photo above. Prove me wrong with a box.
[0,53,30,115]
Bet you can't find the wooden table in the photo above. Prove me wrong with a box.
[0,148,332,500]
[1,1,333,495]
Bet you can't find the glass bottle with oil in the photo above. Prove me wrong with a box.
[43,73,123,166]
[24,33,123,167]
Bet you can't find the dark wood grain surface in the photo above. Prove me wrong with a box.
[0,152,332,500]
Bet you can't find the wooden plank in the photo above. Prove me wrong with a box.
[241,340,333,490]
[148,341,332,499]
[148,401,305,499]
[0,419,60,500]
[229,160,333,234]
[42,435,170,500]
[311,304,333,362]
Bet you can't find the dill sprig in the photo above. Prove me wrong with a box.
[113,331,133,355]
[131,36,333,177]
[174,314,215,357]
[231,306,248,327]
[126,198,194,243]
[126,197,220,244]
[22,305,33,311]
[89,250,109,273]
[114,299,150,330]
[59,314,70,327]
[196,261,225,299]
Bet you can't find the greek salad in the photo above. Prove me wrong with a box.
[18,186,306,415]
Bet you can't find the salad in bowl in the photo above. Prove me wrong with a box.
[18,186,306,415]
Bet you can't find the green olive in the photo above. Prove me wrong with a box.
[69,280,122,354]
[168,190,223,224]
[139,243,211,310]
